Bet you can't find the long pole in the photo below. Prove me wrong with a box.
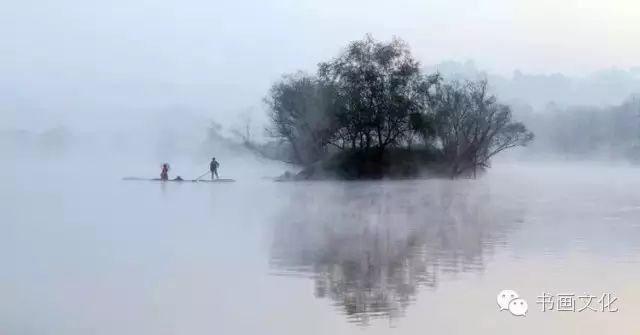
[195,171,210,181]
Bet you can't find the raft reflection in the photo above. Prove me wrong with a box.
[269,180,525,325]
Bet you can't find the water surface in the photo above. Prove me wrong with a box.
[1,161,639,334]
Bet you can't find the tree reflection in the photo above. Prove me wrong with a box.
[269,181,523,325]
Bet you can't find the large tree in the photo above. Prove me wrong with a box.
[265,72,339,165]
[431,80,534,176]
[318,35,431,152]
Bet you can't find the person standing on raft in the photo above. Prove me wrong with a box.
[210,157,220,180]
[160,163,170,181]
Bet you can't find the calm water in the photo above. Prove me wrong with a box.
[1,161,640,334]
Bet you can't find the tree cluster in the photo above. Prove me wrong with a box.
[265,35,534,178]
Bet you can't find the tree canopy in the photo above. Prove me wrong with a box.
[265,35,534,178]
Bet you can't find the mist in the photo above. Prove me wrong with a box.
[3,0,640,135]
[3,1,640,334]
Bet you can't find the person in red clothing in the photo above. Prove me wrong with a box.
[160,163,170,181]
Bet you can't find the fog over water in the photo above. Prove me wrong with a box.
[2,159,640,334]
[3,0,640,334]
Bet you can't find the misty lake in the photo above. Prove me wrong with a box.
[1,161,640,334]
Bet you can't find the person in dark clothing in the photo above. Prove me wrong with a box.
[210,157,220,180]
[160,163,170,181]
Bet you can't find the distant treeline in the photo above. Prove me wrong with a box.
[0,127,74,157]
[513,99,640,161]
[425,61,640,110]
[261,35,534,179]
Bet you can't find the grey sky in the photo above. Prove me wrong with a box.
[2,0,639,130]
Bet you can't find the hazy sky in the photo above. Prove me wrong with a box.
[2,0,639,130]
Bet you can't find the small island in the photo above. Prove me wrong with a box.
[257,36,534,180]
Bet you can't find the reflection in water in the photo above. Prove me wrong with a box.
[269,180,525,325]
